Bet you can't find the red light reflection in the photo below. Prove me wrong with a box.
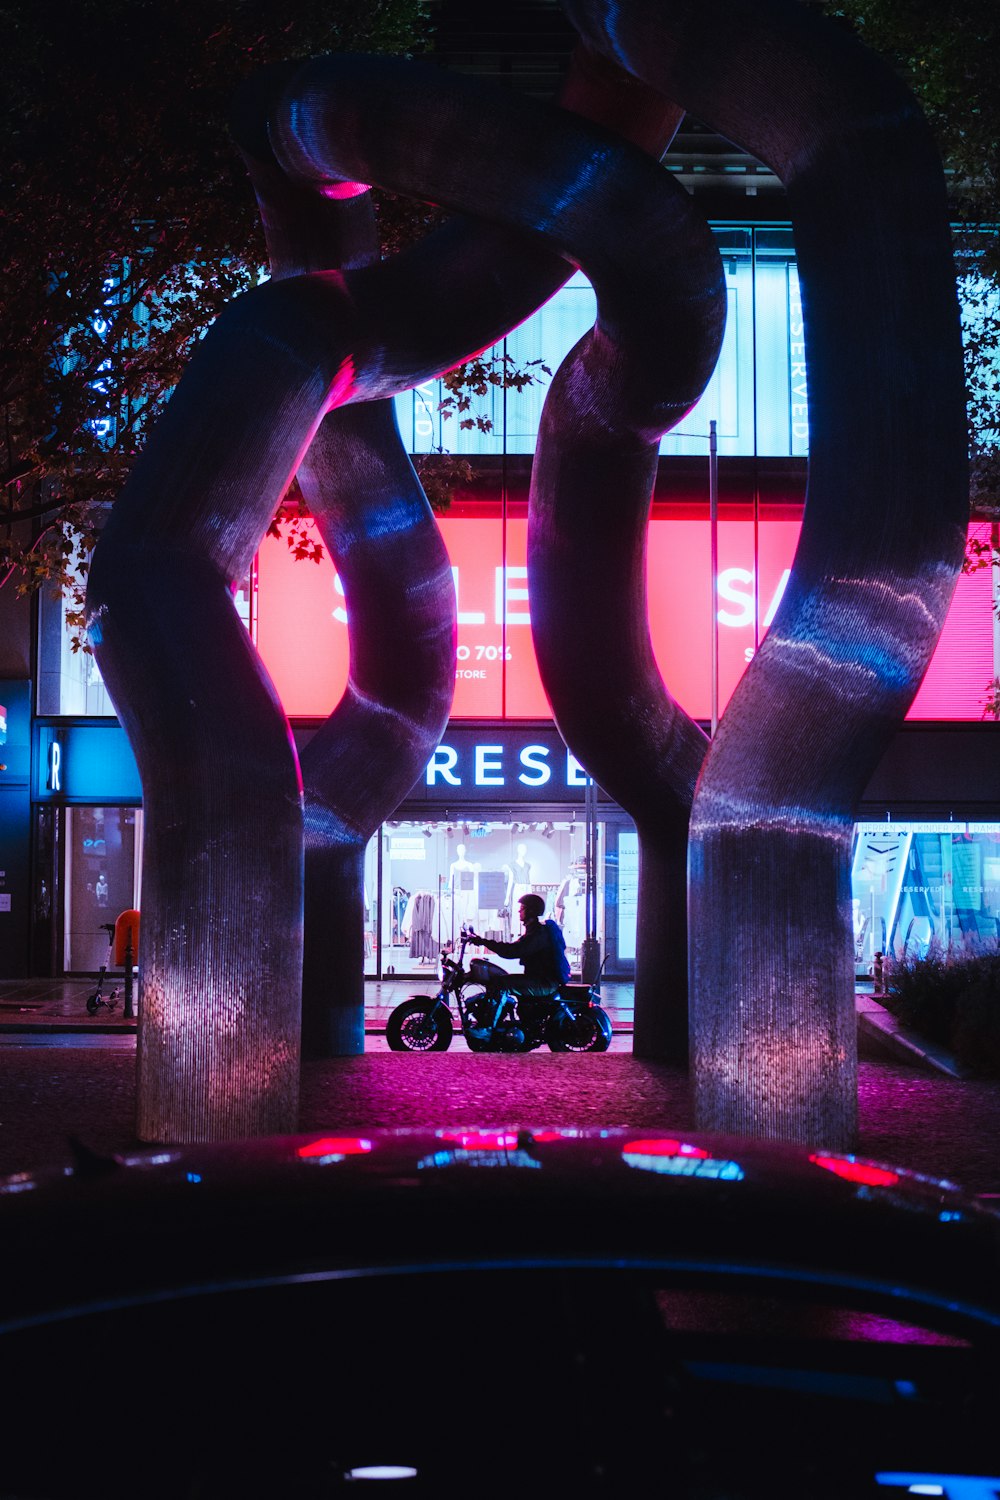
[810,1154,899,1188]
[296,1137,373,1159]
[623,1138,710,1159]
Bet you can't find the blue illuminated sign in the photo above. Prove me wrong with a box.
[35,725,141,802]
[412,726,607,805]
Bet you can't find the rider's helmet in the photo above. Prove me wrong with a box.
[519,892,545,920]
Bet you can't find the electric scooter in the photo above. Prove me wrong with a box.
[86,923,120,1014]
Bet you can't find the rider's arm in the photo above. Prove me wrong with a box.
[472,933,519,958]
[481,928,546,962]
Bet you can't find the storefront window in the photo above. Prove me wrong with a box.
[369,818,602,978]
[852,821,1000,973]
[616,829,639,963]
[54,804,1000,979]
[63,806,141,971]
[257,512,998,723]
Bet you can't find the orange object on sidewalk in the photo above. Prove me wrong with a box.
[113,909,140,966]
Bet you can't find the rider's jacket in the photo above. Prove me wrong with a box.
[481,919,564,985]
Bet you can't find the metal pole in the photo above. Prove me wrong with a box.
[123,933,134,1019]
[376,827,383,980]
[501,342,508,719]
[709,418,720,737]
[582,772,601,982]
[586,776,596,940]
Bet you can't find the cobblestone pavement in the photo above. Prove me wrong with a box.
[2,1036,999,1197]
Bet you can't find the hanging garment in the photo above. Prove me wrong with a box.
[392,886,410,945]
[409,891,438,960]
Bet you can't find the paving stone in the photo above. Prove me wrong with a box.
[1,1042,998,1198]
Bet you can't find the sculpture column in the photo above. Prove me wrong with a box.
[565,0,968,1144]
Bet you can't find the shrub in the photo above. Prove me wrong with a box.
[886,947,959,1046]
[885,944,1000,1076]
[952,951,1000,1075]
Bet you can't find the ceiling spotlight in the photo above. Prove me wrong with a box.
[543,822,554,839]
[344,1466,418,1482]
[423,827,432,838]
[463,823,470,837]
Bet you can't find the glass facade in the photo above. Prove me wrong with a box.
[394,228,807,460]
[63,805,142,971]
[365,817,602,978]
[28,221,1000,980]
[41,224,1000,723]
[36,577,117,717]
[45,805,1000,978]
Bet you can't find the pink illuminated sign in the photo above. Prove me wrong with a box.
[254,518,994,722]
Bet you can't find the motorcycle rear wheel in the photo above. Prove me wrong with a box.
[386,999,454,1053]
[546,1005,613,1053]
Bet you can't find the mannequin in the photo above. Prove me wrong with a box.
[449,842,480,930]
[556,873,586,949]
[511,842,533,907]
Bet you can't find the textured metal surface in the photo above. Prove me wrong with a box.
[525,126,722,1067]
[273,53,725,1069]
[247,52,687,1056]
[231,74,458,1058]
[565,0,968,1145]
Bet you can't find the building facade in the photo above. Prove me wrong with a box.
[5,220,999,986]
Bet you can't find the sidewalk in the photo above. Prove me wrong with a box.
[0,974,969,1083]
[0,976,637,1036]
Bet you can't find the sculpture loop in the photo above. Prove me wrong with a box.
[87,0,966,1152]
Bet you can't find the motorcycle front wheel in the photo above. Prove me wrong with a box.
[546,1005,613,1053]
[386,999,454,1053]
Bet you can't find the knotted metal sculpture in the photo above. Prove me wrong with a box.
[87,0,965,1149]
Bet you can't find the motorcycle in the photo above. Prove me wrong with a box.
[385,926,613,1054]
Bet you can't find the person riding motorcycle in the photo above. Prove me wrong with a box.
[467,893,569,1041]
